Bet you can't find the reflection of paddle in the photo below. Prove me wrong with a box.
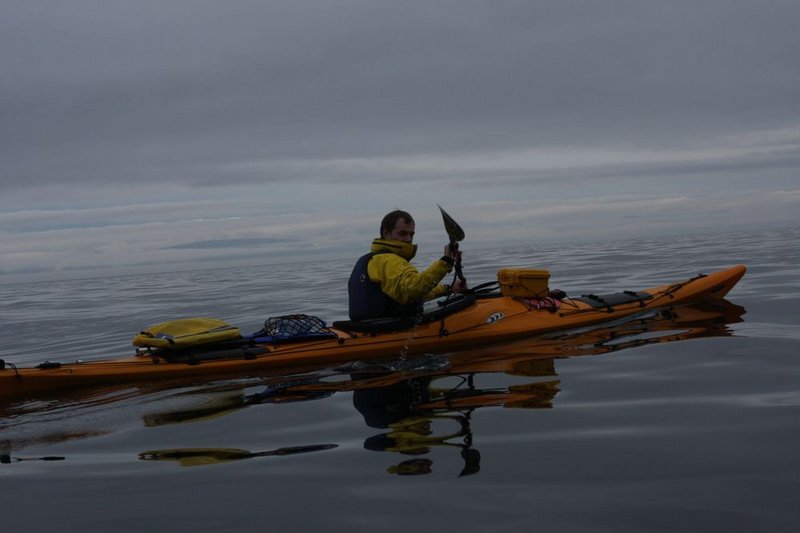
[138,443,337,467]
[437,204,466,285]
[0,454,65,463]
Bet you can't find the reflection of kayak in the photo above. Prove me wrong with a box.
[0,265,746,399]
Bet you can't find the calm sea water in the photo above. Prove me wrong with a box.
[2,227,799,532]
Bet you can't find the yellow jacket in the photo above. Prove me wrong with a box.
[367,239,453,305]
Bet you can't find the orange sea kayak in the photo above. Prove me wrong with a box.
[0,265,746,400]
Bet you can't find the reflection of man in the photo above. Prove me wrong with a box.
[352,374,480,476]
[388,458,433,476]
[353,374,432,429]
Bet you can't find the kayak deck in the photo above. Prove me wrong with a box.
[0,265,746,400]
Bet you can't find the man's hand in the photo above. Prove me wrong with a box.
[443,243,462,262]
[451,278,468,293]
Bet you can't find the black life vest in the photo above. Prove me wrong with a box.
[348,252,420,321]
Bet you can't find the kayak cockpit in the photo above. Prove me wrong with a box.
[332,292,478,333]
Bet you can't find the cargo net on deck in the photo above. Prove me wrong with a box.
[249,314,335,342]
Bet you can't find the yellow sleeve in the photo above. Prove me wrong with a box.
[368,253,452,304]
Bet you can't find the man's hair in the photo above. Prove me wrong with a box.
[380,210,414,237]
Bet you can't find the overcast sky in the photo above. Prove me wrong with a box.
[2,0,799,282]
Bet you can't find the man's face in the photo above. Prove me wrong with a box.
[384,218,415,243]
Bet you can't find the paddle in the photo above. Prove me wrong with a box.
[437,204,466,285]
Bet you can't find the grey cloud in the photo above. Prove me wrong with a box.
[3,1,799,192]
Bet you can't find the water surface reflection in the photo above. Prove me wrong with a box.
[129,298,744,476]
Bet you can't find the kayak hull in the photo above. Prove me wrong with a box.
[0,265,746,400]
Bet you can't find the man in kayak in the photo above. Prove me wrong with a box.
[348,210,467,321]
